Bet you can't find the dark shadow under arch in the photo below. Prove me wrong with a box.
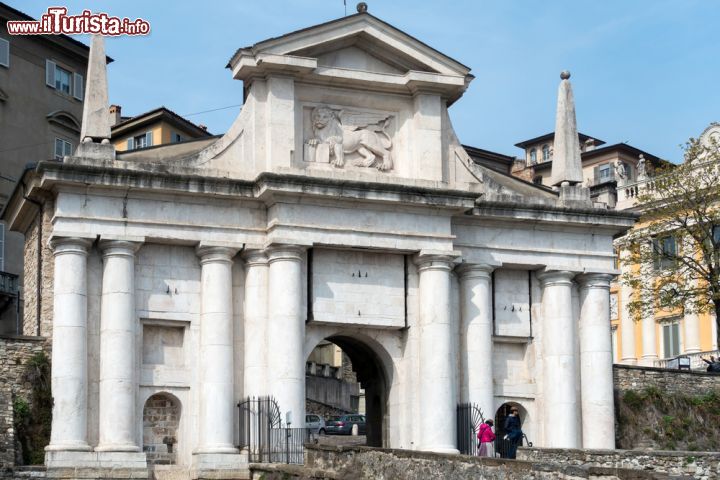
[319,335,389,448]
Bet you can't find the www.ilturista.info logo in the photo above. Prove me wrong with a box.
[7,7,150,36]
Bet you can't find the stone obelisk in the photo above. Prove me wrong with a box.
[550,71,583,186]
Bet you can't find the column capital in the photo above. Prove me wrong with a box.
[196,245,239,265]
[413,250,460,272]
[242,248,269,266]
[99,238,143,258]
[49,236,93,256]
[576,273,614,289]
[455,263,494,280]
[537,269,576,286]
[266,244,305,263]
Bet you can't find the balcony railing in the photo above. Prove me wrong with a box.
[654,349,720,371]
[0,271,19,296]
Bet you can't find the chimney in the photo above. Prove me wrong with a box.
[109,104,122,126]
[198,124,208,131]
[584,138,596,152]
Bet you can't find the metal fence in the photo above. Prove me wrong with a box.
[456,403,485,456]
[494,433,532,459]
[238,396,310,464]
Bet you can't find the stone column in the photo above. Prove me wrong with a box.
[457,264,494,420]
[577,274,615,449]
[196,246,239,454]
[415,252,458,454]
[243,250,269,397]
[267,245,305,427]
[639,242,658,366]
[96,240,142,452]
[618,248,637,364]
[46,237,93,452]
[538,270,579,448]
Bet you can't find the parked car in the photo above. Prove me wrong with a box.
[305,414,326,435]
[324,414,366,435]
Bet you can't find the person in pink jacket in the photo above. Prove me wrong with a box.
[477,419,496,457]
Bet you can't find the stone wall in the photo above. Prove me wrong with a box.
[21,198,54,338]
[0,335,47,467]
[248,444,665,480]
[518,448,720,479]
[613,364,720,394]
[142,393,180,466]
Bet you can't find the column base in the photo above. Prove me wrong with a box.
[418,446,460,455]
[620,358,637,366]
[192,451,249,479]
[46,449,147,469]
[639,356,658,367]
[45,442,93,452]
[95,443,141,452]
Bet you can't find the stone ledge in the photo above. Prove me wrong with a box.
[614,364,720,377]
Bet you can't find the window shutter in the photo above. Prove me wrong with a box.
[127,138,134,150]
[65,141,73,156]
[0,38,9,68]
[46,60,56,87]
[146,131,153,147]
[73,73,84,100]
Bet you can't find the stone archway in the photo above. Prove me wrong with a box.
[305,334,390,447]
[142,393,181,465]
[494,402,528,439]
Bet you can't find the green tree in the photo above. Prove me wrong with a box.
[621,130,720,349]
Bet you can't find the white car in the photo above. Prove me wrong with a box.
[305,414,326,435]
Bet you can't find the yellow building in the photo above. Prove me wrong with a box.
[511,127,718,368]
[109,105,213,151]
[611,123,720,368]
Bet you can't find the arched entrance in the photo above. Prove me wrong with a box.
[305,335,388,447]
[142,393,181,465]
[494,402,529,458]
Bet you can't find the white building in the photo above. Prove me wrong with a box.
[2,8,634,479]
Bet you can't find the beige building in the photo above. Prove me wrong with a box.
[0,2,99,333]
[110,106,213,152]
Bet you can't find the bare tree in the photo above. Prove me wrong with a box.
[621,131,720,348]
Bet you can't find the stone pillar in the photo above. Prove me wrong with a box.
[639,242,657,365]
[538,270,579,448]
[577,274,615,449]
[96,240,142,452]
[195,246,239,454]
[243,250,269,397]
[457,264,494,421]
[618,248,637,364]
[46,237,93,452]
[415,252,458,454]
[267,245,305,427]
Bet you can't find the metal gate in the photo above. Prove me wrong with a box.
[456,403,485,456]
[238,396,309,464]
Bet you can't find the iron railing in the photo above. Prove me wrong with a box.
[495,433,532,459]
[0,271,19,296]
[456,403,485,456]
[238,396,310,464]
[655,349,720,371]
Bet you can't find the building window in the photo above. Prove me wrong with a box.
[542,144,550,162]
[533,175,543,185]
[662,320,681,358]
[598,164,612,180]
[713,225,720,244]
[172,133,183,143]
[45,60,83,99]
[0,38,9,68]
[55,66,71,95]
[0,224,4,271]
[653,235,677,270]
[54,138,73,160]
[529,148,537,164]
[127,131,154,150]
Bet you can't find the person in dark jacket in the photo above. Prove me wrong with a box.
[503,407,523,459]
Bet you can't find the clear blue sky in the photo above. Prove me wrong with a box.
[19,0,720,162]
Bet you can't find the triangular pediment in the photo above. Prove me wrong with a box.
[237,13,470,77]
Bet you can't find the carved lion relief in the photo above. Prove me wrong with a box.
[304,105,394,171]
